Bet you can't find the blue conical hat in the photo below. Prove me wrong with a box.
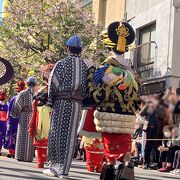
[66,35,83,48]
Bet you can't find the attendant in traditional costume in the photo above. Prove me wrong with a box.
[79,106,104,172]
[82,136,104,173]
[11,77,37,162]
[4,80,26,158]
[43,35,88,179]
[0,90,8,155]
[85,22,140,180]
[0,58,14,155]
[29,64,54,168]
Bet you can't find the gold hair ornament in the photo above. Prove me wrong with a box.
[116,23,129,53]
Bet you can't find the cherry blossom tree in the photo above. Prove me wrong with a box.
[0,0,106,95]
[0,0,104,68]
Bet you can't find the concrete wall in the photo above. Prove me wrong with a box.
[104,0,125,28]
[126,0,174,77]
[126,0,167,19]
[93,0,101,24]
[171,6,180,77]
[2,0,8,18]
[93,0,125,28]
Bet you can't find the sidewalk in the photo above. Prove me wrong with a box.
[0,153,179,180]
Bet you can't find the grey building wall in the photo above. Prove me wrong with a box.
[126,0,180,89]
[126,0,167,19]
[126,0,174,78]
[171,6,180,79]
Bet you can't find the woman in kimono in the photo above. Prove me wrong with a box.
[43,35,88,179]
[11,77,37,162]
[4,80,26,158]
[0,90,8,155]
[85,22,141,180]
[29,64,54,168]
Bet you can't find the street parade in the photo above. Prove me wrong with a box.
[0,0,180,180]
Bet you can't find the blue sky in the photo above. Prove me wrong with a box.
[0,0,4,17]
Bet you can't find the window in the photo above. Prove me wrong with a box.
[137,23,156,67]
[141,81,166,95]
[81,0,93,8]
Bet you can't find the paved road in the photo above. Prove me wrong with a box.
[0,153,179,180]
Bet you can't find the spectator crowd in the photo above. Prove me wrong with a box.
[131,87,180,175]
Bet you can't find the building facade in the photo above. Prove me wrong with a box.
[126,0,180,92]
[93,0,180,93]
[92,0,126,29]
[2,0,9,18]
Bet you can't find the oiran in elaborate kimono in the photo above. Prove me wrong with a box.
[84,22,141,180]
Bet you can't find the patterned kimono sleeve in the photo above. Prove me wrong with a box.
[4,98,15,146]
[28,100,38,139]
[7,97,16,127]
[82,66,97,107]
[48,61,64,106]
[8,97,16,115]
[81,61,88,98]
[10,93,23,118]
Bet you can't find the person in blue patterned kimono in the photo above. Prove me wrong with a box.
[11,77,37,162]
[43,35,88,179]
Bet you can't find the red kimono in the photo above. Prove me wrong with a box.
[29,86,51,168]
[79,107,104,173]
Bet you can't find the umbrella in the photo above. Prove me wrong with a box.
[0,57,14,86]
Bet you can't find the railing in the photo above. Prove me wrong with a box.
[130,41,158,80]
